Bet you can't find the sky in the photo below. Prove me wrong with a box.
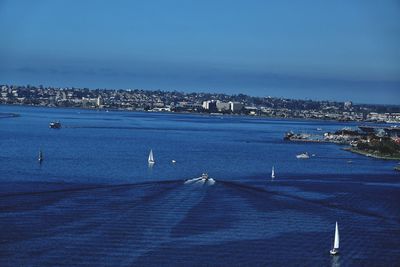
[0,0,399,104]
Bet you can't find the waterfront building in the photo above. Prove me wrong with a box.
[216,101,230,112]
[229,101,244,113]
[202,100,217,112]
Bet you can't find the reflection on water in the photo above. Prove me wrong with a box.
[331,256,340,267]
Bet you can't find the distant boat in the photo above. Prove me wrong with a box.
[171,160,176,163]
[38,150,43,162]
[296,152,310,159]
[49,121,61,129]
[184,173,215,185]
[271,166,275,179]
[317,128,323,131]
[148,149,155,164]
[201,173,209,181]
[330,221,340,255]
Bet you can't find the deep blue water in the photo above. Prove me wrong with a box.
[0,105,399,266]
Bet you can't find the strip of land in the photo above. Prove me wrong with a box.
[285,127,400,162]
[342,147,400,161]
[2,84,400,123]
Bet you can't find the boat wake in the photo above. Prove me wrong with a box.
[1,178,399,266]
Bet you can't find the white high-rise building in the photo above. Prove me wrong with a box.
[202,100,217,110]
[97,96,103,107]
[216,101,230,112]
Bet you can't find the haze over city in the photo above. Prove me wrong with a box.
[0,0,399,104]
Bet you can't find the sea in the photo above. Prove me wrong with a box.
[0,105,399,266]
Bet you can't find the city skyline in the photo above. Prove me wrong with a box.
[1,0,399,104]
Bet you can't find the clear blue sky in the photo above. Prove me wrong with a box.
[0,0,399,104]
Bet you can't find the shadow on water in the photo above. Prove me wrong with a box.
[219,180,399,223]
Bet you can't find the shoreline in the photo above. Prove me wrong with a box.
[342,147,400,161]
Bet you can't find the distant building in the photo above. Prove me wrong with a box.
[216,101,230,112]
[202,100,212,109]
[229,101,243,113]
[245,106,259,116]
[202,100,217,112]
[82,97,99,107]
[96,96,102,107]
[344,101,352,110]
[150,107,171,112]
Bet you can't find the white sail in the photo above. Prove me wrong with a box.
[333,221,339,249]
[148,149,154,163]
[271,166,275,178]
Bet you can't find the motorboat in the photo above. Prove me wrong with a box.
[184,173,215,185]
[49,121,61,129]
[201,173,209,181]
[296,152,310,159]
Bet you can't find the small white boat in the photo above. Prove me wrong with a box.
[296,152,310,159]
[172,160,176,163]
[317,128,323,131]
[330,221,340,255]
[148,149,155,164]
[271,166,275,179]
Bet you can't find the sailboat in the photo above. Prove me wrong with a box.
[148,149,155,164]
[38,150,43,163]
[271,166,275,179]
[330,221,340,255]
